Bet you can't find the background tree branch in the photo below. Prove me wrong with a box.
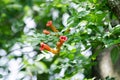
[107,0,120,22]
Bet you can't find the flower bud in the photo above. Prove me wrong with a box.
[43,29,50,35]
[46,21,52,27]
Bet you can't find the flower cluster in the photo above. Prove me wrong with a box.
[40,20,67,54]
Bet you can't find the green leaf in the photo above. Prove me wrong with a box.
[111,25,120,35]
[35,61,48,74]
[108,22,113,32]
[93,0,97,3]
[78,11,90,18]
[111,46,120,64]
[36,54,45,61]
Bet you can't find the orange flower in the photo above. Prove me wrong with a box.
[46,20,58,32]
[40,42,51,51]
[59,36,67,43]
[56,36,67,52]
[46,20,52,27]
[43,29,50,35]
[40,42,58,54]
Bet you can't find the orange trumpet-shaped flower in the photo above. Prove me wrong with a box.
[40,42,51,51]
[46,20,52,26]
[46,20,58,32]
[59,36,67,43]
[43,29,50,35]
[40,42,58,54]
[56,36,68,52]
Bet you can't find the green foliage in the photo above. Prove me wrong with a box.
[105,76,115,80]
[0,0,120,80]
[111,46,120,64]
